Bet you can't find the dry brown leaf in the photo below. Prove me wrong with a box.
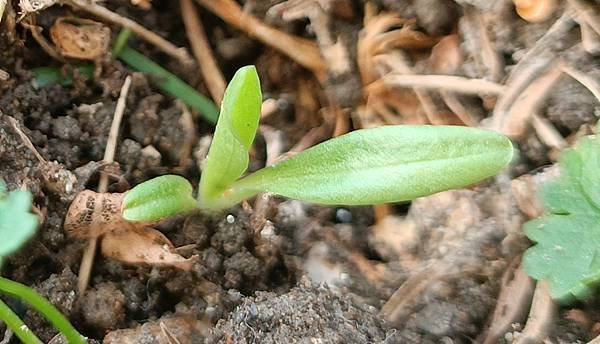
[64,190,127,238]
[65,190,196,270]
[50,17,110,60]
[101,227,197,271]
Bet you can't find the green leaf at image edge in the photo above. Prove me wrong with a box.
[198,66,261,206]
[206,125,513,210]
[0,180,39,258]
[122,175,198,222]
[523,134,600,304]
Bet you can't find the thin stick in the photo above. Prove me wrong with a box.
[566,0,600,37]
[492,13,575,131]
[499,64,563,138]
[194,0,326,80]
[78,76,132,295]
[381,74,505,96]
[531,113,567,150]
[0,0,5,25]
[180,0,226,104]
[514,281,557,344]
[62,0,192,66]
[561,64,600,104]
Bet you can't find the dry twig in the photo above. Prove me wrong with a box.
[497,64,563,138]
[180,0,225,104]
[531,113,567,151]
[78,76,132,294]
[560,64,600,103]
[62,0,192,65]
[492,13,575,133]
[566,0,600,37]
[380,74,506,96]
[195,0,326,80]
[481,263,535,344]
[514,281,557,344]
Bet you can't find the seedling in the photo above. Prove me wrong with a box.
[523,127,600,304]
[0,180,86,344]
[122,65,513,222]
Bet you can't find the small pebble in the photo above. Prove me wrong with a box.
[335,208,352,223]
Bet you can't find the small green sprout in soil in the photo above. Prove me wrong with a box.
[122,65,514,222]
[0,180,87,344]
[523,126,600,304]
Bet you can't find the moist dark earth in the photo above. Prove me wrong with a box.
[1,0,600,343]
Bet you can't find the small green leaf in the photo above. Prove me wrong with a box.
[122,175,198,222]
[0,180,39,258]
[198,66,261,206]
[223,125,513,207]
[523,134,600,304]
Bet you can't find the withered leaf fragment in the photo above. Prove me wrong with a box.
[65,190,197,270]
[50,17,110,60]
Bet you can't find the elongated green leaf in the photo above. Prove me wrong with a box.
[226,125,513,207]
[0,180,39,258]
[122,175,198,221]
[198,66,262,206]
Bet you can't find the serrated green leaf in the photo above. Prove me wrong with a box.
[216,125,512,208]
[523,134,600,304]
[122,175,198,222]
[0,180,39,258]
[198,65,261,206]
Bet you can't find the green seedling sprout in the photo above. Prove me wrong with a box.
[0,180,87,344]
[122,66,514,222]
[30,65,94,88]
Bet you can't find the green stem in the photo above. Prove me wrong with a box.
[0,277,86,344]
[113,29,219,124]
[0,298,43,344]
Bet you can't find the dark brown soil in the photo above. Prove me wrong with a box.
[1,0,600,343]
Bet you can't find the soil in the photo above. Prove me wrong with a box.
[1,0,600,343]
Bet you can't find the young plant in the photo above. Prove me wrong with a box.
[523,128,600,304]
[122,66,514,222]
[0,180,87,344]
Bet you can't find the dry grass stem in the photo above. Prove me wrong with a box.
[566,0,600,37]
[531,113,567,150]
[560,64,600,103]
[481,263,535,344]
[440,91,477,126]
[180,0,225,104]
[0,0,6,25]
[63,0,192,65]
[381,74,506,96]
[498,65,563,138]
[514,281,557,344]
[195,0,326,80]
[492,13,575,133]
[22,20,65,62]
[78,76,132,295]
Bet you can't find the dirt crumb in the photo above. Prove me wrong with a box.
[206,277,392,344]
[80,282,125,333]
